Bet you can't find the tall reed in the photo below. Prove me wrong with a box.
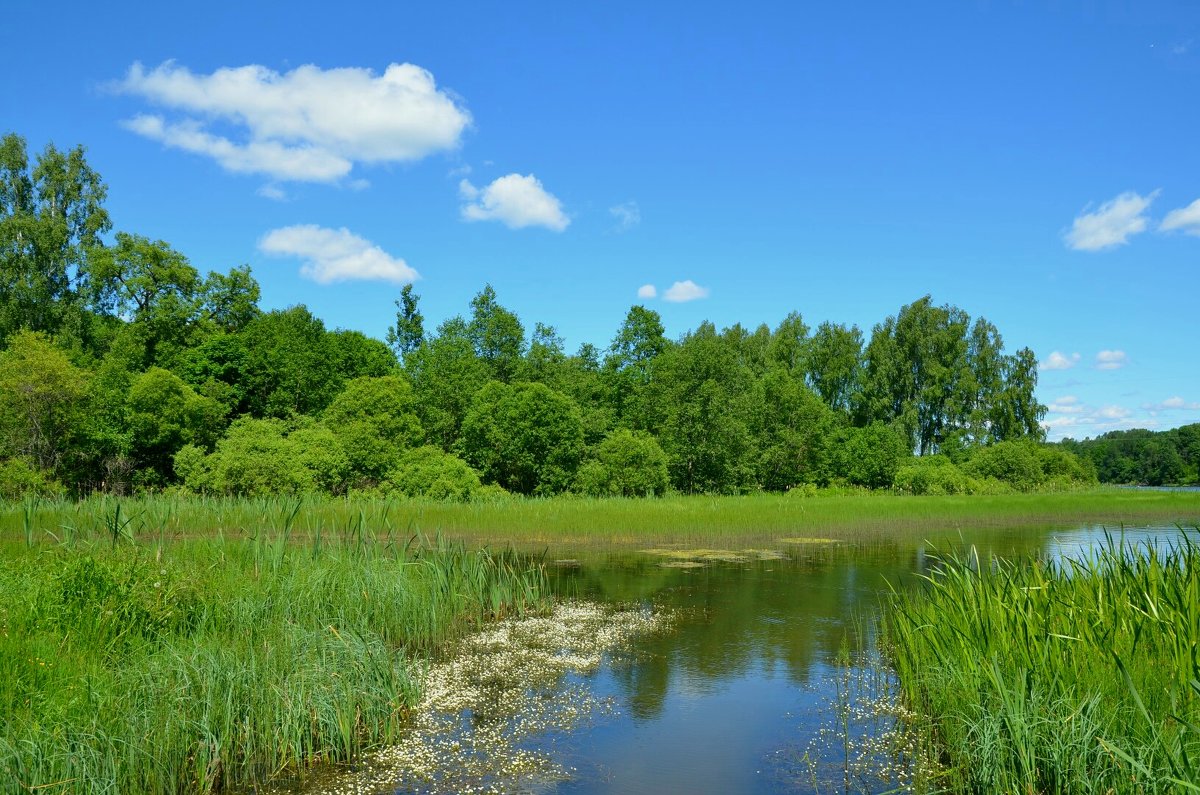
[884,531,1200,793]
[0,526,547,794]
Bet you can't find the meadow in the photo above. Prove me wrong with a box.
[0,528,546,794]
[3,487,1199,551]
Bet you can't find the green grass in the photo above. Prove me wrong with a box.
[2,488,1198,551]
[884,531,1200,793]
[0,528,547,794]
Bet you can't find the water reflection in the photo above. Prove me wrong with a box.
[541,525,1185,794]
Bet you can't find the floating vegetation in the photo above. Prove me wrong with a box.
[297,601,672,794]
[774,649,922,794]
[778,537,841,545]
[642,547,788,564]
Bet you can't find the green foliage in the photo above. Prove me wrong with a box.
[0,534,546,794]
[0,457,65,500]
[657,322,755,493]
[833,422,907,489]
[181,417,347,496]
[383,445,483,500]
[751,368,837,490]
[239,307,343,418]
[458,381,584,495]
[963,440,1045,492]
[893,454,969,495]
[126,367,224,484]
[886,534,1200,792]
[0,330,88,475]
[406,316,489,450]
[323,376,423,485]
[386,283,424,356]
[0,133,110,346]
[1066,425,1198,485]
[468,284,525,382]
[576,429,670,497]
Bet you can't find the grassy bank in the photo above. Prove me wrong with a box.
[885,533,1200,792]
[2,488,1199,550]
[0,532,546,794]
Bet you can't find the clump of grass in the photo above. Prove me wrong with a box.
[884,530,1200,793]
[0,528,547,794]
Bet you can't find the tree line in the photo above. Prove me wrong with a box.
[2,132,1088,499]
[1058,426,1200,486]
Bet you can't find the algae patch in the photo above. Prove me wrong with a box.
[642,547,788,566]
[300,601,671,795]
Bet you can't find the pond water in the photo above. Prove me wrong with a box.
[295,523,1188,795]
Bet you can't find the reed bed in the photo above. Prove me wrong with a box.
[2,489,1198,551]
[0,523,547,794]
[885,531,1200,793]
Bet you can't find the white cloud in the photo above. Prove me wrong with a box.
[1161,198,1200,236]
[259,225,418,284]
[1041,401,1153,440]
[1095,404,1132,420]
[1047,396,1083,414]
[256,184,287,201]
[637,284,657,299]
[1150,396,1200,411]
[1064,190,1158,251]
[1039,351,1080,371]
[1095,350,1128,370]
[610,201,641,232]
[459,174,569,231]
[662,280,710,303]
[116,61,471,183]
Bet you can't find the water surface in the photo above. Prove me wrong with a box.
[305,523,1188,794]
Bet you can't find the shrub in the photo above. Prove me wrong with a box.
[963,440,1043,492]
[383,446,482,501]
[0,458,65,501]
[575,429,670,497]
[323,376,423,485]
[180,417,347,496]
[893,455,969,495]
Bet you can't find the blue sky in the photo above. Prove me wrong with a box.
[2,1,1198,440]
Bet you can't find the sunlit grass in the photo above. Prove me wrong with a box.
[2,488,1198,551]
[0,528,547,794]
[884,531,1200,792]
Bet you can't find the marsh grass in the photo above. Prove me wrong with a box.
[0,526,547,794]
[2,489,1198,552]
[885,530,1200,793]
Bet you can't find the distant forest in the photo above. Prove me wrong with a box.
[2,132,1184,500]
[1060,427,1200,487]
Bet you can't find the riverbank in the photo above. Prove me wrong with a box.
[884,532,1200,792]
[3,488,1199,551]
[0,535,546,794]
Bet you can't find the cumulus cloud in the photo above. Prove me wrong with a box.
[1041,400,1151,440]
[1161,198,1200,236]
[610,201,641,232]
[1064,190,1158,251]
[637,284,657,299]
[1148,396,1200,411]
[256,184,287,201]
[459,174,569,231]
[1047,396,1083,414]
[662,280,710,303]
[1039,351,1080,371]
[115,61,471,183]
[259,225,418,284]
[1095,350,1128,370]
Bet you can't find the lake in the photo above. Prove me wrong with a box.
[291,522,1187,794]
